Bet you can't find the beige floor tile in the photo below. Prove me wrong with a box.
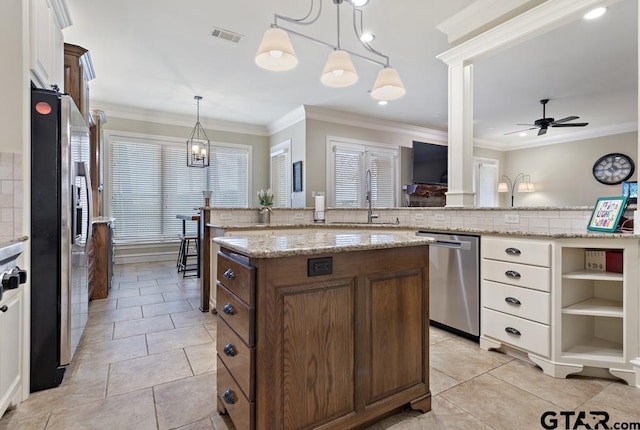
[175,417,215,429]
[137,272,174,282]
[46,388,157,430]
[211,414,235,430]
[578,381,640,423]
[75,335,148,366]
[86,307,143,327]
[117,293,165,309]
[185,343,217,375]
[154,372,218,430]
[107,349,193,397]
[61,360,110,389]
[113,314,175,339]
[118,279,158,289]
[430,368,459,396]
[430,337,512,382]
[112,275,138,283]
[140,284,181,295]
[146,325,213,355]
[156,277,183,286]
[142,299,193,317]
[429,326,455,344]
[170,309,215,329]
[0,411,49,430]
[163,290,200,303]
[78,322,114,345]
[441,373,560,430]
[106,288,141,299]
[489,359,611,410]
[88,298,118,312]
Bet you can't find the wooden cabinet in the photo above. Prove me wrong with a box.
[216,245,431,430]
[64,43,95,123]
[90,110,106,217]
[30,0,67,89]
[0,288,24,418]
[89,220,114,300]
[480,236,552,358]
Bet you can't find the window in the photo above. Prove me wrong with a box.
[473,158,499,207]
[270,140,291,208]
[107,132,250,243]
[327,138,398,208]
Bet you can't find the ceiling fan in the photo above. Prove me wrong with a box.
[506,99,588,136]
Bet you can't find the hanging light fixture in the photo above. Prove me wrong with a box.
[186,96,210,168]
[255,0,406,101]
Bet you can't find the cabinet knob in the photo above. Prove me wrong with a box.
[0,305,7,313]
[505,270,521,279]
[505,326,521,336]
[222,303,235,315]
[1,274,19,290]
[223,388,236,404]
[505,247,521,256]
[223,343,237,357]
[223,268,235,280]
[504,297,521,306]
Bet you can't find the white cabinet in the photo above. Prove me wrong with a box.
[0,288,24,418]
[480,236,552,359]
[30,0,69,89]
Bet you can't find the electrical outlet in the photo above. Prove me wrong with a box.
[294,212,304,220]
[505,214,520,224]
[434,213,445,221]
[414,213,425,220]
[219,212,233,221]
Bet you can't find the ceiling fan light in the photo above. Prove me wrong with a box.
[321,50,359,87]
[255,28,298,71]
[371,67,406,101]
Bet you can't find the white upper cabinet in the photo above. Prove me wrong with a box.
[30,0,70,90]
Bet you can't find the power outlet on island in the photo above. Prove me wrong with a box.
[219,212,233,221]
[505,214,520,224]
[434,213,445,222]
[414,213,425,221]
[294,212,305,220]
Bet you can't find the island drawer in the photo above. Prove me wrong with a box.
[482,280,550,324]
[482,259,550,292]
[217,357,253,430]
[482,237,551,267]
[217,284,254,347]
[483,308,550,357]
[217,317,253,400]
[217,251,255,306]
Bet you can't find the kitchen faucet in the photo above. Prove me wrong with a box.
[365,169,378,223]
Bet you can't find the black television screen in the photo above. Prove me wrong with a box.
[412,141,448,184]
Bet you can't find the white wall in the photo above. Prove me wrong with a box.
[503,132,638,207]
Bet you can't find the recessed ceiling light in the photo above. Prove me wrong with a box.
[378,100,388,106]
[519,132,527,137]
[584,7,606,20]
[360,32,375,43]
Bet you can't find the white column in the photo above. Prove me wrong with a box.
[445,62,476,207]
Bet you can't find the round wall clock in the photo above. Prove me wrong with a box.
[592,153,635,185]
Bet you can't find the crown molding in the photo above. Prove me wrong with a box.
[302,105,448,144]
[90,101,270,137]
[437,0,623,66]
[50,0,72,28]
[267,105,306,135]
[474,122,638,151]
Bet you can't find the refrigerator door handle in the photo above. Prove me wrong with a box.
[76,162,93,247]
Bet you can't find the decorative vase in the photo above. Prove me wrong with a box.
[258,207,271,224]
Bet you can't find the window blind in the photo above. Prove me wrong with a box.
[474,160,498,207]
[270,149,289,208]
[108,136,250,243]
[333,147,365,208]
[368,150,396,208]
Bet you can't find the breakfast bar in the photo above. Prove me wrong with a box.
[213,230,435,430]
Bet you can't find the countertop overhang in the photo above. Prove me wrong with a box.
[213,229,436,258]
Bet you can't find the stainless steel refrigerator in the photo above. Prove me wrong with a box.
[30,88,92,392]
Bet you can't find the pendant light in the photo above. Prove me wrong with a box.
[371,67,406,101]
[321,50,358,87]
[255,28,298,71]
[186,96,210,168]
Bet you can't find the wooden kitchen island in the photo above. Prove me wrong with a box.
[213,230,435,430]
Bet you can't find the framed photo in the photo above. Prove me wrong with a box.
[293,161,303,192]
[587,196,628,232]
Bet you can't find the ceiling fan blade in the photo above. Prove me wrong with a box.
[551,116,579,125]
[552,123,589,127]
[516,123,536,126]
[504,127,537,136]
[538,127,548,136]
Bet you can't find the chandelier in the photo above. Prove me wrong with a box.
[186,96,210,168]
[255,0,406,101]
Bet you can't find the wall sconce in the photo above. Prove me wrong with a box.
[498,173,535,207]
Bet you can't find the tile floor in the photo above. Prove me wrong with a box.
[1,260,640,430]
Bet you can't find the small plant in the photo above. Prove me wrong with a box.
[257,188,274,207]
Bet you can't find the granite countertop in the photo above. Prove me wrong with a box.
[208,222,640,239]
[213,230,436,258]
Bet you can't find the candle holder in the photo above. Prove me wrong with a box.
[202,190,212,207]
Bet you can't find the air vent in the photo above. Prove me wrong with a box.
[211,26,243,43]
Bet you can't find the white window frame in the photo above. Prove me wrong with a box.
[473,157,500,207]
[270,139,291,208]
[325,136,400,208]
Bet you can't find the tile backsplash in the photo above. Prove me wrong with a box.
[0,152,23,242]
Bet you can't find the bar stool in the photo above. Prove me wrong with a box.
[177,234,199,277]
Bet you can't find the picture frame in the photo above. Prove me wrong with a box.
[587,196,628,232]
[293,161,303,192]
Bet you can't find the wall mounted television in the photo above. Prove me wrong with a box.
[412,141,448,185]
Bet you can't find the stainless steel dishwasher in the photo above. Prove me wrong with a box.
[417,231,480,340]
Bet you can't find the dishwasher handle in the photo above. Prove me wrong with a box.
[429,239,472,251]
